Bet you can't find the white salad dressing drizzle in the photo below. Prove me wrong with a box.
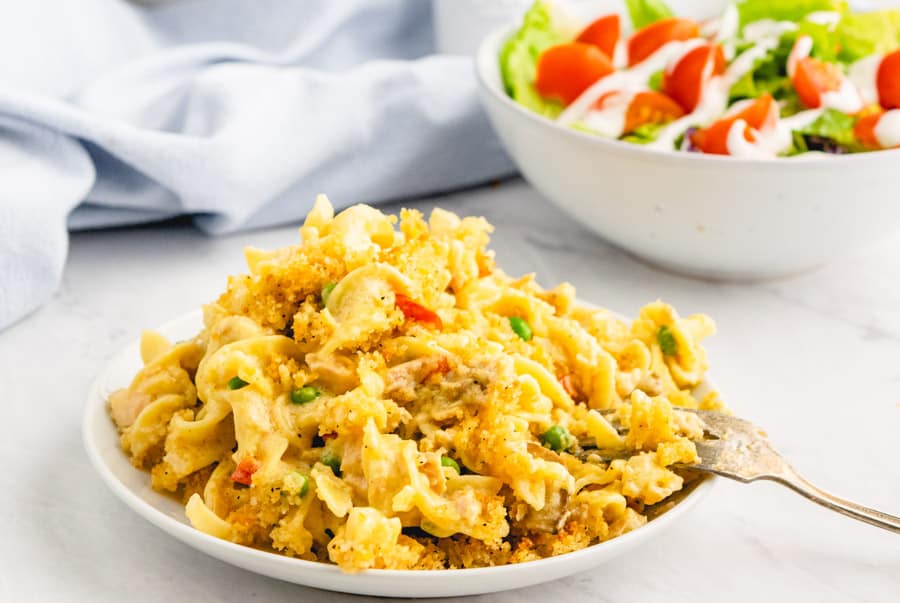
[874,110,900,147]
[558,38,707,125]
[772,109,824,153]
[700,17,720,38]
[786,33,862,112]
[645,34,783,151]
[581,91,633,137]
[725,34,781,80]
[787,34,813,76]
[612,39,628,69]
[849,54,882,106]
[715,4,740,60]
[821,79,863,113]
[555,10,870,157]
[804,11,842,29]
[741,19,797,43]
[576,38,713,138]
[725,118,778,157]
[663,37,711,76]
[700,3,739,41]
[647,82,729,150]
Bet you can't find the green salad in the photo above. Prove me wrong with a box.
[500,0,900,157]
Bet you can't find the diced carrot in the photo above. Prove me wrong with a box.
[230,456,260,486]
[395,293,443,330]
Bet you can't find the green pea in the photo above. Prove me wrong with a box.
[284,472,309,497]
[509,316,532,341]
[440,455,460,474]
[657,325,677,356]
[541,425,572,452]
[290,385,321,405]
[321,450,342,476]
[297,474,309,497]
[321,282,337,305]
[227,376,249,390]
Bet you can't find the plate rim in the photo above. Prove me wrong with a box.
[83,308,716,596]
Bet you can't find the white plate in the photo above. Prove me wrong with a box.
[83,310,715,598]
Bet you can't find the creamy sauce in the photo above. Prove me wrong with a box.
[874,110,900,147]
[554,10,872,157]
[849,54,882,106]
[647,81,728,150]
[773,109,824,153]
[787,34,813,77]
[742,19,797,43]
[725,36,780,82]
[821,79,863,113]
[700,3,739,42]
[572,39,713,138]
[725,119,775,157]
[710,3,740,61]
[787,34,861,112]
[581,91,632,137]
[646,35,782,152]
[663,38,711,76]
[724,96,788,156]
[612,39,628,70]
[559,39,707,125]
[804,11,841,29]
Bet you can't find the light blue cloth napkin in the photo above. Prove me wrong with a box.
[0,0,514,330]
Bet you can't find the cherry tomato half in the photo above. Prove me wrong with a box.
[623,91,686,133]
[854,111,883,148]
[535,42,615,105]
[576,14,620,59]
[877,49,900,109]
[627,17,700,67]
[792,56,844,109]
[663,43,726,112]
[691,94,776,155]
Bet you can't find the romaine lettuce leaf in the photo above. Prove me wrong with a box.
[499,1,565,118]
[728,33,803,115]
[625,0,674,30]
[789,108,864,154]
[836,9,900,63]
[736,0,847,28]
[570,120,668,145]
[621,121,669,145]
[796,19,839,62]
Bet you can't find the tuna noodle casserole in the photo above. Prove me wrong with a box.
[109,196,723,572]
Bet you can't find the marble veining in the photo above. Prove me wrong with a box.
[1,179,897,602]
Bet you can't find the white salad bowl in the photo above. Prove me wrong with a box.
[83,310,715,598]
[476,25,900,281]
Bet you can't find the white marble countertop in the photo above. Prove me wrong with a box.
[2,180,898,602]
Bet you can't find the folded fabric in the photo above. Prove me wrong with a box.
[0,0,515,331]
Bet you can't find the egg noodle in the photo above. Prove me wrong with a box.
[108,196,723,571]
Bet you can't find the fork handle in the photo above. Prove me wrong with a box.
[773,469,900,534]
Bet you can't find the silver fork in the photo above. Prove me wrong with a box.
[678,409,900,533]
